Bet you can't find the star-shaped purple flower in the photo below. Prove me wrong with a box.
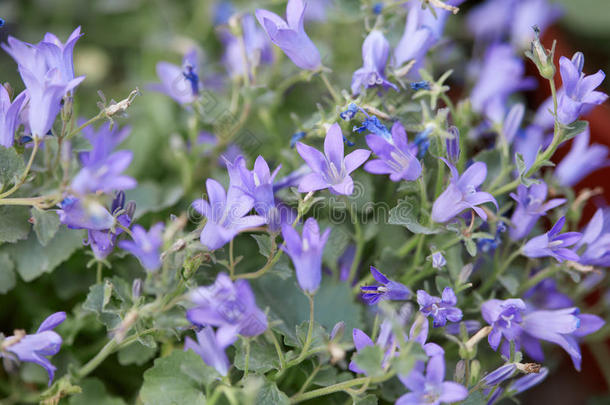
[509,182,566,240]
[184,326,235,377]
[364,121,422,182]
[360,266,411,305]
[522,216,581,263]
[296,123,370,195]
[417,288,463,328]
[118,223,164,272]
[431,159,497,223]
[351,30,397,95]
[192,178,266,251]
[150,49,201,104]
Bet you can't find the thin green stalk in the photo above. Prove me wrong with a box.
[243,338,251,376]
[516,265,560,295]
[65,111,104,140]
[291,294,315,366]
[96,262,103,284]
[319,72,341,104]
[0,138,40,199]
[267,329,286,370]
[76,338,119,379]
[480,249,522,294]
[290,372,395,404]
[397,236,419,258]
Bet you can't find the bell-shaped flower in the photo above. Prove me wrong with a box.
[351,30,396,95]
[364,121,422,182]
[118,223,164,272]
[0,85,27,147]
[555,128,609,187]
[575,209,610,267]
[349,319,398,375]
[557,52,608,125]
[187,273,268,340]
[184,326,235,377]
[360,266,411,305]
[509,182,566,240]
[255,0,321,70]
[88,191,135,260]
[57,196,116,231]
[431,159,497,223]
[192,178,266,250]
[296,123,370,195]
[151,49,202,104]
[522,216,581,263]
[282,217,330,294]
[2,312,66,385]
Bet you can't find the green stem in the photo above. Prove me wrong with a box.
[65,111,104,140]
[293,294,315,365]
[96,262,103,284]
[290,373,395,404]
[516,265,560,295]
[397,236,419,258]
[480,249,522,295]
[267,329,286,370]
[295,363,323,397]
[0,138,40,199]
[319,72,342,104]
[243,338,251,376]
[344,196,364,285]
[76,338,118,379]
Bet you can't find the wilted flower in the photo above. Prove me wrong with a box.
[509,182,566,240]
[192,178,266,250]
[151,49,202,104]
[296,123,370,195]
[184,326,234,377]
[187,273,268,339]
[557,52,608,125]
[364,121,422,182]
[57,196,115,231]
[417,288,463,328]
[482,363,517,387]
[431,252,447,269]
[282,217,330,294]
[431,159,497,223]
[0,85,27,148]
[255,0,321,70]
[522,216,581,262]
[555,128,609,187]
[360,266,411,305]
[1,312,66,385]
[118,223,164,272]
[351,30,396,95]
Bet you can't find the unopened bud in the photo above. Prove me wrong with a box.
[132,278,142,299]
[454,360,466,384]
[469,360,481,386]
[525,27,555,79]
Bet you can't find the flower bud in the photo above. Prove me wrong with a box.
[132,278,142,299]
[525,27,555,80]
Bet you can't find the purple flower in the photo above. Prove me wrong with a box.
[523,278,574,310]
[227,156,295,232]
[514,125,546,171]
[503,103,525,144]
[151,49,201,104]
[71,125,136,195]
[2,312,65,385]
[482,363,517,387]
[57,196,115,230]
[470,44,535,122]
[511,0,562,48]
[187,273,268,339]
[337,244,356,282]
[467,0,515,43]
[364,121,422,182]
[431,159,497,223]
[360,266,411,305]
[219,14,273,78]
[509,367,548,393]
[192,178,266,251]
[417,288,463,328]
[351,30,397,95]
[87,192,135,260]
[445,126,460,164]
[281,217,330,294]
[81,121,131,160]
[522,216,581,262]
[431,252,446,269]
[184,326,234,377]
[555,128,609,187]
[118,223,164,272]
[557,52,608,125]
[397,354,468,405]
[576,209,610,267]
[349,320,396,374]
[509,182,566,240]
[482,298,603,370]
[296,123,370,195]
[255,0,321,70]
[0,85,27,147]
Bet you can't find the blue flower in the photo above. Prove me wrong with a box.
[184,326,234,377]
[118,223,164,272]
[417,287,463,328]
[555,128,609,187]
[151,49,202,104]
[360,266,411,305]
[522,216,581,263]
[351,30,397,95]
[0,85,27,148]
[509,182,566,240]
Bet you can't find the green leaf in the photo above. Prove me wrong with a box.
[255,380,290,405]
[435,276,451,294]
[7,227,84,281]
[251,234,273,258]
[82,280,127,330]
[354,394,379,405]
[0,147,25,189]
[391,343,427,376]
[125,181,183,219]
[0,206,30,243]
[117,342,157,366]
[498,275,519,295]
[560,120,588,143]
[140,350,209,405]
[251,276,363,342]
[234,337,281,373]
[464,238,477,257]
[388,197,440,235]
[475,149,502,189]
[0,252,16,294]
[461,391,486,405]
[283,321,328,350]
[69,378,126,405]
[352,345,385,377]
[31,208,60,246]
